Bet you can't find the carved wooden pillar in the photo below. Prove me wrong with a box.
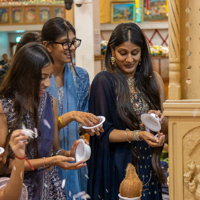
[165,1,200,199]
[164,101,200,200]
[168,0,181,100]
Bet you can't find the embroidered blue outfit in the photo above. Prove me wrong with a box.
[46,64,89,199]
[0,92,66,200]
[88,71,162,200]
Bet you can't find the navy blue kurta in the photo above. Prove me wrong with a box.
[88,71,162,200]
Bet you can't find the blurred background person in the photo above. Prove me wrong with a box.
[0,32,41,85]
[0,54,8,67]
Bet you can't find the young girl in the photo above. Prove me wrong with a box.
[42,17,102,199]
[0,43,87,200]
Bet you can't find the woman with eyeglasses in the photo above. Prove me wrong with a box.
[42,17,103,199]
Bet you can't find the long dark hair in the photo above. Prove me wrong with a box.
[41,17,79,76]
[0,43,54,175]
[41,17,75,43]
[105,23,165,184]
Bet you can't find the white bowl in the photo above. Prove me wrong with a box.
[141,113,161,132]
[0,177,28,199]
[118,194,141,200]
[82,116,105,132]
[75,139,91,162]
[0,147,4,155]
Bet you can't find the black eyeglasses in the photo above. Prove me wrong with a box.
[54,38,81,50]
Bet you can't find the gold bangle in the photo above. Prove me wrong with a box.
[59,116,65,127]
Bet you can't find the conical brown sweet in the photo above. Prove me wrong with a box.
[119,163,143,198]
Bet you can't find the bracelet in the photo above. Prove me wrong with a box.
[56,149,62,156]
[15,154,34,171]
[132,130,142,141]
[125,129,131,143]
[43,157,47,168]
[59,116,65,126]
[59,116,68,129]
[14,154,25,160]
[78,124,84,135]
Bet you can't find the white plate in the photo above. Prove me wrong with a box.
[141,113,161,132]
[75,139,91,162]
[0,147,4,155]
[82,116,105,132]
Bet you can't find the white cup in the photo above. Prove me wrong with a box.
[150,113,160,121]
[82,116,105,131]
[141,113,161,132]
[0,147,4,156]
[75,139,91,162]
[118,194,141,200]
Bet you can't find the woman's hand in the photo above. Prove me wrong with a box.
[69,139,89,158]
[72,111,100,127]
[80,125,104,136]
[148,110,165,124]
[9,130,28,158]
[139,131,165,147]
[52,155,86,170]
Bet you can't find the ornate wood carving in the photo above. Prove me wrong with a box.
[183,127,200,200]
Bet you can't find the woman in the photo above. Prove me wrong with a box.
[0,130,28,200]
[88,23,168,200]
[42,17,102,199]
[0,43,86,199]
[0,31,41,85]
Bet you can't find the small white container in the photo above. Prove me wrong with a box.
[0,177,28,199]
[118,194,141,200]
[0,147,4,156]
[75,139,91,162]
[141,113,161,132]
[82,116,105,133]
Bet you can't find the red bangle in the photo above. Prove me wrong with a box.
[15,154,34,171]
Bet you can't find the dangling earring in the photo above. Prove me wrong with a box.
[138,58,142,65]
[111,56,116,65]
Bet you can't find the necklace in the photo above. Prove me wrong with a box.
[126,76,135,90]
[57,86,64,114]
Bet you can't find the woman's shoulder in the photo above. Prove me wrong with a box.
[74,66,89,78]
[153,71,165,87]
[153,71,162,81]
[93,71,113,83]
[92,71,115,91]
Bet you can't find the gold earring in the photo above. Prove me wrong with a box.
[111,56,116,65]
[139,58,142,65]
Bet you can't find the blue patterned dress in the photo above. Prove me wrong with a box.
[46,64,89,200]
[0,93,66,200]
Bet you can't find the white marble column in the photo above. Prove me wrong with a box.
[74,0,100,82]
